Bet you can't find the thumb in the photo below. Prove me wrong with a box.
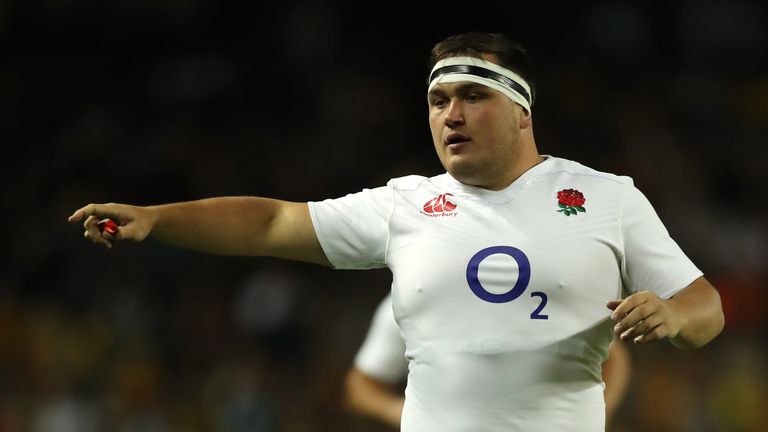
[605,299,622,311]
[111,220,150,242]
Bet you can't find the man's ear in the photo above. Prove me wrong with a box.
[520,108,532,129]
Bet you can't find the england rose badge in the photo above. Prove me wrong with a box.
[556,189,586,216]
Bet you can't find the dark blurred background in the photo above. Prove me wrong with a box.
[2,1,767,431]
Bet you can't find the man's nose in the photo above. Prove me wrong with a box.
[444,100,465,127]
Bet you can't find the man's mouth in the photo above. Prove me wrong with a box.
[445,132,470,146]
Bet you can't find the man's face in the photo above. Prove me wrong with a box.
[427,79,524,190]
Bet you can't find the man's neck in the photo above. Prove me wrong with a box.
[482,152,545,191]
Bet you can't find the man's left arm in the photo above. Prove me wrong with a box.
[607,276,724,349]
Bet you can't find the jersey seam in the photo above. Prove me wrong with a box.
[385,176,432,263]
[536,170,629,184]
[617,182,629,290]
[383,184,397,265]
[389,175,431,192]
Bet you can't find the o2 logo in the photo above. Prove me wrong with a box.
[466,246,548,320]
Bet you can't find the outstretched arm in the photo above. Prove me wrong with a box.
[607,276,724,349]
[68,197,330,265]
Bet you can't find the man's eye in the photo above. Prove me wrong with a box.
[467,93,484,102]
[431,99,447,108]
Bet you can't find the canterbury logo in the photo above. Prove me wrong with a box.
[421,193,458,217]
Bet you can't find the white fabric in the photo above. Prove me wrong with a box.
[309,155,702,432]
[428,56,532,112]
[354,294,408,384]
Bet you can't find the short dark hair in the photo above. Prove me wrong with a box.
[428,32,536,105]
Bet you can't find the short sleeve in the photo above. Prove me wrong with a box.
[354,294,409,384]
[308,185,393,269]
[620,184,703,299]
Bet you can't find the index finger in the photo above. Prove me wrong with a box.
[68,204,101,223]
[68,203,117,223]
[609,294,648,321]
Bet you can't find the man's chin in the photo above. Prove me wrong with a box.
[445,165,483,185]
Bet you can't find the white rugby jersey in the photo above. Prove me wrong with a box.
[354,294,408,384]
[309,155,702,432]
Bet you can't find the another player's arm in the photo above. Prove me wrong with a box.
[602,340,631,427]
[607,276,724,349]
[68,197,330,265]
[344,366,404,429]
